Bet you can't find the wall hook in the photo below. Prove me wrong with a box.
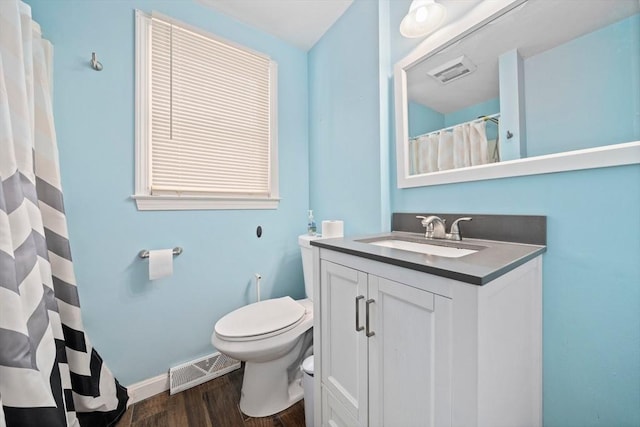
[90,52,103,71]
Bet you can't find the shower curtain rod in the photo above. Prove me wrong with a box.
[410,112,500,140]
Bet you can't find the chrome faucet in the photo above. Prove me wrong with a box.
[416,215,446,239]
[416,216,472,241]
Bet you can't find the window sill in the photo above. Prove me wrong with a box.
[132,194,280,211]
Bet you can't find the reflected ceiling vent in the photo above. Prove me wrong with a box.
[427,55,477,85]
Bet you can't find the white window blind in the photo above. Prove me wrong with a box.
[134,11,279,210]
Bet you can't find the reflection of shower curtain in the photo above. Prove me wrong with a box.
[0,2,128,426]
[469,121,489,166]
[452,124,471,168]
[409,138,419,175]
[412,120,493,174]
[415,133,439,174]
[449,122,489,169]
[437,131,454,171]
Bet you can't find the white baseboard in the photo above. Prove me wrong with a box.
[126,373,169,405]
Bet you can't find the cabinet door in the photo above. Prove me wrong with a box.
[320,261,369,427]
[368,276,452,427]
[322,387,360,427]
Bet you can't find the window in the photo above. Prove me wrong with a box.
[134,11,279,210]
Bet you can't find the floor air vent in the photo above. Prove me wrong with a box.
[169,352,240,395]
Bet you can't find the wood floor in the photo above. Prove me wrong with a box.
[115,366,306,427]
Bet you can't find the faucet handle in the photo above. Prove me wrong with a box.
[416,215,446,238]
[416,216,431,236]
[449,217,472,241]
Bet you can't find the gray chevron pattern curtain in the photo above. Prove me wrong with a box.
[0,1,128,426]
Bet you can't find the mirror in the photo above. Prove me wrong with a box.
[394,0,640,188]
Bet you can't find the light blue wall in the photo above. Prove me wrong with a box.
[444,97,500,128]
[525,14,640,156]
[445,97,500,141]
[308,0,387,235]
[408,98,499,141]
[408,101,443,137]
[499,49,528,160]
[27,0,309,385]
[387,3,640,425]
[26,0,640,424]
[391,166,640,427]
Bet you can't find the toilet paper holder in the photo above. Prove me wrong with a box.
[138,247,183,259]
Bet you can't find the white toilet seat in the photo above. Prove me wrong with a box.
[212,297,313,417]
[215,296,307,342]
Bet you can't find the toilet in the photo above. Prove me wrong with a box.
[211,234,318,417]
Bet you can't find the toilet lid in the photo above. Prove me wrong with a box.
[215,296,306,339]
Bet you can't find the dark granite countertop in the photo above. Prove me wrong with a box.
[310,231,546,285]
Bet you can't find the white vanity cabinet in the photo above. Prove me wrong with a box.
[313,247,542,427]
[319,260,452,427]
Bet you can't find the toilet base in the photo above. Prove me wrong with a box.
[239,359,304,417]
[211,300,314,418]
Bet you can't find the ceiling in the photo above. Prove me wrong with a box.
[198,0,354,51]
[198,0,484,51]
[406,0,640,114]
[196,0,639,111]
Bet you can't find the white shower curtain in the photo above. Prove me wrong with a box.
[437,130,454,171]
[409,137,419,175]
[0,2,127,426]
[414,133,439,174]
[469,121,489,166]
[410,120,492,174]
[452,123,471,169]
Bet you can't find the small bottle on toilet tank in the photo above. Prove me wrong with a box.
[307,210,317,236]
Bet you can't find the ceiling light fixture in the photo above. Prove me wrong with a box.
[400,0,447,38]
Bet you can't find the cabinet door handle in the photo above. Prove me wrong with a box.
[365,298,375,337]
[355,295,365,332]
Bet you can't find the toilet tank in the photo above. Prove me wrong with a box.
[298,235,321,301]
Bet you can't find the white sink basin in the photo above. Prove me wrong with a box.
[368,239,478,258]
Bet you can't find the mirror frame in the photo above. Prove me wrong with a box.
[394,0,640,189]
